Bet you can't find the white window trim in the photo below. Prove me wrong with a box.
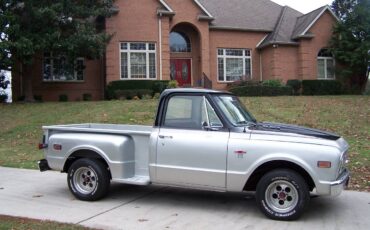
[217,48,252,83]
[119,42,157,80]
[317,56,336,80]
[42,54,85,82]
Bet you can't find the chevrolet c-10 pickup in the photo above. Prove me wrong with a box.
[38,88,350,220]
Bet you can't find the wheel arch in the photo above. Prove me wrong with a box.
[63,148,112,179]
[244,160,316,192]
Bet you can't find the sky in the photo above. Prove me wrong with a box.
[271,0,333,13]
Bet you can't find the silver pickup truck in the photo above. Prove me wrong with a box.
[38,88,350,220]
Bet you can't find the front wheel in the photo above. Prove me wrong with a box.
[67,158,110,201]
[256,169,310,220]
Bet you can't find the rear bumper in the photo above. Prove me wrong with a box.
[329,169,350,196]
[38,159,51,172]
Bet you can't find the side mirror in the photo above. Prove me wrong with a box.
[202,121,222,131]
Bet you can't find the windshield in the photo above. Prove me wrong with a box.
[213,95,256,126]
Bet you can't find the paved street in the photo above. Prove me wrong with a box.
[0,166,369,230]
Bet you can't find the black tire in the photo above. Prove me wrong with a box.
[67,158,110,201]
[255,169,310,221]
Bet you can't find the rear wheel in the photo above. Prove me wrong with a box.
[255,169,310,220]
[67,158,110,201]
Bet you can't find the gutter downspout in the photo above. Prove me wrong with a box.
[259,51,263,82]
[158,14,163,80]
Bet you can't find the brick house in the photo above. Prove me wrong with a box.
[12,0,339,101]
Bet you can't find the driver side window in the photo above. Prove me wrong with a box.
[163,95,222,130]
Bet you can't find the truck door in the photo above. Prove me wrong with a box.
[155,95,229,188]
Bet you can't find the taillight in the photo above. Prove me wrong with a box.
[38,143,48,149]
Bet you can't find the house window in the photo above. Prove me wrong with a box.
[217,48,252,82]
[43,53,84,81]
[317,49,335,80]
[120,42,156,79]
[170,32,191,53]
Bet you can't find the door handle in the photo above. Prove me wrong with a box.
[159,135,173,139]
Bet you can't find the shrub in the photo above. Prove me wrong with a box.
[114,89,153,100]
[229,85,292,97]
[106,80,170,99]
[17,95,25,101]
[141,94,153,100]
[59,94,69,102]
[83,93,92,101]
[227,80,260,89]
[0,93,7,103]
[167,80,178,89]
[152,93,161,99]
[262,79,282,87]
[152,81,170,93]
[33,95,43,102]
[286,80,302,95]
[302,80,343,95]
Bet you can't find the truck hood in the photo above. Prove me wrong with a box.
[251,122,341,141]
[249,122,348,150]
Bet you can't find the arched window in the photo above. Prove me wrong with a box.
[170,32,191,53]
[317,49,335,79]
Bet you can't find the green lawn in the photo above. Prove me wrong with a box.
[0,96,369,191]
[0,215,95,230]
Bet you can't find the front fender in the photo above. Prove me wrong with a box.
[245,153,317,189]
[227,153,317,192]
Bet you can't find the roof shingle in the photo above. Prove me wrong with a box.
[291,6,327,39]
[258,6,303,48]
[159,0,335,49]
[199,0,283,31]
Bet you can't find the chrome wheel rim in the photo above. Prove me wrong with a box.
[265,180,299,213]
[73,167,97,195]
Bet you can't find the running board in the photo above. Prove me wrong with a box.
[112,175,151,185]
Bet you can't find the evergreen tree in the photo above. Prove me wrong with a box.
[0,0,116,101]
[330,0,370,91]
[331,0,357,20]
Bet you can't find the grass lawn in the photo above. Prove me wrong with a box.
[0,215,95,230]
[0,96,369,191]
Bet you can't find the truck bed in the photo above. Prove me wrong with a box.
[43,124,153,183]
[43,123,153,136]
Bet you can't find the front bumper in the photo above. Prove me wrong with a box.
[38,159,51,172]
[329,169,350,196]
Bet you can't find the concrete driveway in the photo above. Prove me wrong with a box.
[0,166,370,230]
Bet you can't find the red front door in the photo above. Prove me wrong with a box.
[170,59,191,86]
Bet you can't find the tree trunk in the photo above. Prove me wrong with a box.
[22,63,35,102]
